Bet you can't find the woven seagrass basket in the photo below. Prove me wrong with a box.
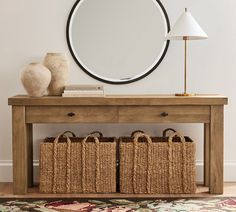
[39,131,117,194]
[119,129,196,194]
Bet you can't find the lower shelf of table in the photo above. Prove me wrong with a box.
[1,183,231,198]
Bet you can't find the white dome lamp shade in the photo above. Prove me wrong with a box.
[166,8,208,96]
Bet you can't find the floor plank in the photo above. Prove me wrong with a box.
[0,183,235,198]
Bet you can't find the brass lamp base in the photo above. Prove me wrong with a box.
[175,93,196,96]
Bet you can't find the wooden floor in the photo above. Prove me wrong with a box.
[0,183,236,198]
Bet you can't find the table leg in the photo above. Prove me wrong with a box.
[209,105,224,194]
[204,123,210,186]
[12,106,28,194]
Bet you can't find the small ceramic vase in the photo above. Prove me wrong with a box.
[44,53,69,95]
[21,63,51,97]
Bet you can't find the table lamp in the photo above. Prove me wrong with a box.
[166,8,208,96]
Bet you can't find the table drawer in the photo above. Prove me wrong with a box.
[26,105,210,123]
[26,106,118,123]
[118,106,210,123]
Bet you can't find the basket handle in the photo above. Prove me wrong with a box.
[133,132,152,144]
[53,133,73,144]
[163,128,176,137]
[168,132,186,144]
[89,131,103,138]
[133,133,152,193]
[131,130,145,137]
[82,134,100,143]
[53,134,71,193]
[62,131,76,138]
[81,134,100,192]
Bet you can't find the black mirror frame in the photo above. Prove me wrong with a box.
[66,0,170,84]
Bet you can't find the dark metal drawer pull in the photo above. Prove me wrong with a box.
[67,112,75,117]
[161,112,169,117]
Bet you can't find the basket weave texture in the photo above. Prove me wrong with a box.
[39,132,117,194]
[119,130,196,194]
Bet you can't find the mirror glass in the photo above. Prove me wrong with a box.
[67,0,170,84]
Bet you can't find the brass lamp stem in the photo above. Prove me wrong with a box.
[175,37,195,96]
[184,7,188,95]
[184,39,187,95]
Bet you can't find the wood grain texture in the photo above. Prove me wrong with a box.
[8,95,228,106]
[204,123,210,187]
[26,106,118,123]
[26,106,210,123]
[0,183,208,198]
[12,106,28,194]
[1,183,236,198]
[210,106,224,194]
[118,106,210,123]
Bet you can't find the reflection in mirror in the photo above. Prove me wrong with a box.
[67,0,170,84]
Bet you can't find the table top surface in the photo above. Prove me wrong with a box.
[8,94,228,106]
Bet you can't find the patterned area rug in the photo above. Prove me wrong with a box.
[0,198,236,211]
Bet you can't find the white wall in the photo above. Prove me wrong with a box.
[0,0,235,182]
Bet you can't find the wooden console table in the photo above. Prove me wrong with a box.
[8,95,228,195]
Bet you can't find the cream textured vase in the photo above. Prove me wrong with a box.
[44,53,69,95]
[21,63,51,97]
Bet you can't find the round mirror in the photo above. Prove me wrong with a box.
[67,0,170,84]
